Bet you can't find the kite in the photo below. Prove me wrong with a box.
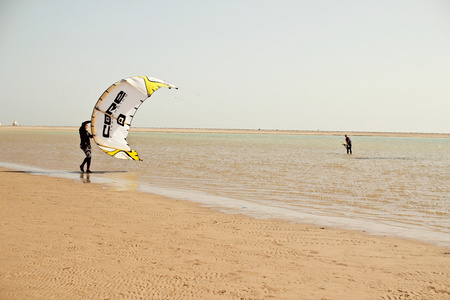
[91,76,177,161]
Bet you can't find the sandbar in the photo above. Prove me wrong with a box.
[1,125,449,138]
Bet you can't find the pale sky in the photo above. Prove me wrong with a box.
[1,0,449,133]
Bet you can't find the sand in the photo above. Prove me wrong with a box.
[0,168,449,299]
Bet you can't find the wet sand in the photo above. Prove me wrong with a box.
[0,167,449,299]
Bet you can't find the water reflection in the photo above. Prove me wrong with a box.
[80,173,90,183]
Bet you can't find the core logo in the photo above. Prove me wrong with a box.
[103,91,127,138]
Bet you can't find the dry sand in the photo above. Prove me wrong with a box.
[0,168,449,300]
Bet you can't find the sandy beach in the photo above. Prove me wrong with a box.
[0,167,449,300]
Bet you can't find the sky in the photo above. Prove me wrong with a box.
[1,0,449,133]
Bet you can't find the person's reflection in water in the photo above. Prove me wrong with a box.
[80,173,91,183]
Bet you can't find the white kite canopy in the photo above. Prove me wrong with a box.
[91,76,177,161]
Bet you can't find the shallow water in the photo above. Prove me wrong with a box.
[1,130,449,247]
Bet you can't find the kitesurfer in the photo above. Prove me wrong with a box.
[79,120,93,173]
[345,134,352,154]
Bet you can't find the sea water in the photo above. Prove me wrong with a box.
[0,130,449,247]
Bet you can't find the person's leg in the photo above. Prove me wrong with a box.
[86,157,91,172]
[85,146,92,172]
[80,146,91,172]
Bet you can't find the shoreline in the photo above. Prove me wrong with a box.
[1,125,449,138]
[1,167,449,299]
[1,161,448,248]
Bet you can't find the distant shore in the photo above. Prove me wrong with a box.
[1,125,449,138]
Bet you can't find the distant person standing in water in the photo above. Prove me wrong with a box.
[345,134,352,154]
[79,120,93,173]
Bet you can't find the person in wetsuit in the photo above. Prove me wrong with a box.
[79,120,93,173]
[345,134,352,154]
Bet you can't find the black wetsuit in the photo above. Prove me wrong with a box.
[79,121,93,172]
[345,136,352,154]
